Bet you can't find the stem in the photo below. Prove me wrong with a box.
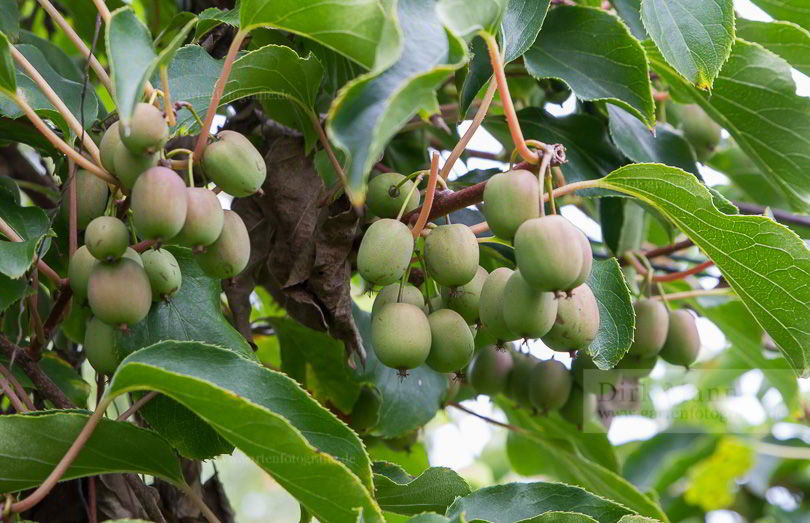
[642,239,694,259]
[193,30,248,163]
[10,397,111,513]
[0,373,29,413]
[90,0,111,24]
[175,101,205,128]
[116,391,158,421]
[448,402,528,434]
[67,160,78,256]
[27,293,46,358]
[439,79,497,180]
[626,251,716,283]
[11,47,102,165]
[178,484,223,523]
[395,175,424,221]
[652,288,732,301]
[411,152,439,238]
[132,239,156,252]
[0,335,75,409]
[310,111,350,198]
[160,66,175,126]
[35,0,113,94]
[14,94,117,184]
[0,363,35,411]
[482,33,539,165]
[0,216,65,286]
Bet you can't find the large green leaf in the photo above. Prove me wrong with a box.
[436,0,507,38]
[524,6,654,127]
[445,482,637,523]
[640,0,734,88]
[622,431,717,492]
[647,39,810,212]
[614,0,646,40]
[327,0,467,204]
[736,19,810,77]
[586,258,635,369]
[373,462,471,516]
[0,191,49,279]
[153,45,221,131]
[0,411,184,493]
[0,32,16,96]
[17,30,83,82]
[352,304,448,438]
[0,3,19,41]
[239,0,400,72]
[195,5,241,40]
[749,0,810,32]
[594,164,810,376]
[109,341,382,523]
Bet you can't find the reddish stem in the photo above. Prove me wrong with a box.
[411,153,439,238]
[117,391,158,421]
[0,363,35,411]
[439,80,497,180]
[0,373,28,413]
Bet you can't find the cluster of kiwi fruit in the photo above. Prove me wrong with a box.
[65,102,265,375]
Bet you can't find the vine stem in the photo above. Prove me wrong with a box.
[0,335,75,409]
[9,397,111,514]
[90,0,111,24]
[178,484,223,523]
[309,111,350,198]
[0,363,35,411]
[35,0,113,94]
[193,30,248,163]
[13,94,117,184]
[652,288,732,301]
[411,152,439,238]
[625,253,716,283]
[439,79,497,180]
[448,402,528,434]
[116,391,159,421]
[0,216,65,286]
[0,373,28,413]
[10,47,103,166]
[482,32,540,165]
[160,66,175,127]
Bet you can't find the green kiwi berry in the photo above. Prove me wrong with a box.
[172,187,225,249]
[479,267,521,343]
[503,270,558,339]
[366,172,419,218]
[83,317,127,375]
[514,215,583,291]
[85,216,129,262]
[195,210,251,279]
[372,283,425,318]
[629,299,670,357]
[506,352,535,407]
[119,102,168,155]
[659,309,700,367]
[528,359,572,411]
[467,345,513,395]
[371,302,431,371]
[425,308,475,373]
[357,218,414,286]
[442,266,487,324]
[99,121,121,174]
[559,385,597,428]
[87,257,152,327]
[542,283,600,351]
[482,170,539,240]
[201,130,266,197]
[140,248,182,300]
[131,166,188,242]
[112,142,159,191]
[423,224,479,287]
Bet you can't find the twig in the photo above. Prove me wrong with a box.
[625,252,715,283]
[117,391,158,421]
[411,152,439,238]
[90,0,111,24]
[31,285,72,364]
[178,484,223,523]
[0,335,75,409]
[652,288,732,301]
[0,373,28,413]
[132,239,156,252]
[160,66,175,127]
[641,239,694,259]
[439,80,497,180]
[448,402,528,434]
[67,160,78,256]
[0,363,35,411]
[310,111,350,200]
[733,200,810,229]
[27,293,46,359]
[0,216,65,286]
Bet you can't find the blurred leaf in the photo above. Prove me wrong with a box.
[373,462,471,515]
[595,163,810,376]
[737,19,810,77]
[436,0,507,38]
[0,411,184,494]
[646,39,810,213]
[706,144,786,208]
[38,352,91,407]
[0,3,19,41]
[327,0,467,204]
[749,0,810,32]
[525,6,654,127]
[684,438,754,511]
[17,30,82,82]
[622,431,718,492]
[0,274,27,313]
[239,0,400,72]
[367,441,430,477]
[613,0,646,40]
[0,191,49,279]
[195,4,240,41]
[600,199,645,258]
[110,341,383,522]
[586,258,635,368]
[641,0,734,88]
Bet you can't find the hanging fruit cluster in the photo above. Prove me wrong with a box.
[66,102,264,375]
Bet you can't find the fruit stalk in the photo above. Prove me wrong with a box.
[410,152,440,238]
[626,252,716,283]
[116,391,159,421]
[439,79,498,180]
[653,287,732,301]
[310,110,350,198]
[67,160,78,256]
[0,363,35,411]
[0,371,29,413]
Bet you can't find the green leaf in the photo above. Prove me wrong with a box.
[0,191,49,279]
[640,0,735,88]
[269,316,361,413]
[736,19,810,77]
[0,352,91,408]
[373,462,471,515]
[707,144,786,209]
[622,431,717,492]
[586,258,635,369]
[352,304,448,438]
[0,273,27,313]
[648,39,810,213]
[614,0,646,40]
[594,163,810,376]
[0,30,16,98]
[17,31,83,82]
[109,341,382,523]
[195,4,241,40]
[0,411,184,494]
[239,0,400,72]
[445,482,637,523]
[524,6,655,127]
[0,3,19,41]
[607,106,699,178]
[327,0,467,203]
[749,0,810,33]
[153,45,220,131]
[436,0,507,38]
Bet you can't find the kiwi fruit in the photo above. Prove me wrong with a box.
[542,283,600,351]
[357,218,414,286]
[67,169,109,229]
[502,270,558,339]
[423,224,479,287]
[506,352,535,407]
[528,359,572,411]
[371,302,431,371]
[559,385,597,428]
[629,299,670,357]
[366,172,420,218]
[442,266,487,324]
[172,187,225,249]
[112,142,160,191]
[201,130,267,197]
[119,102,168,155]
[372,283,425,318]
[482,170,539,240]
[85,216,129,262]
[195,210,251,279]
[68,245,100,303]
[130,167,188,242]
[616,353,658,379]
[87,257,152,327]
[425,308,475,373]
[659,309,700,367]
[569,229,593,290]
[479,267,520,343]
[140,248,182,300]
[514,215,583,291]
[83,317,127,375]
[98,121,121,174]
[467,345,513,395]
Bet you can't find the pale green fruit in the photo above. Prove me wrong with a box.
[119,102,168,155]
[659,309,700,367]
[122,247,144,267]
[629,299,670,357]
[372,283,425,318]
[131,166,188,241]
[112,142,159,191]
[68,245,99,303]
[503,270,558,339]
[479,267,520,343]
[201,130,266,197]
[357,218,414,285]
[172,187,225,249]
[514,215,583,291]
[371,302,431,371]
[422,294,444,315]
[559,385,596,428]
[542,283,600,351]
[672,103,722,161]
[85,216,129,262]
[99,121,121,174]
[70,169,109,229]
[442,266,487,324]
[87,257,152,327]
[571,352,620,396]
[366,172,419,218]
[425,308,475,373]
[616,353,658,379]
[506,352,535,407]
[84,317,127,375]
[468,345,513,394]
[528,359,572,411]
[482,170,539,240]
[569,229,593,290]
[195,210,251,279]
[424,224,479,286]
[140,248,182,300]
